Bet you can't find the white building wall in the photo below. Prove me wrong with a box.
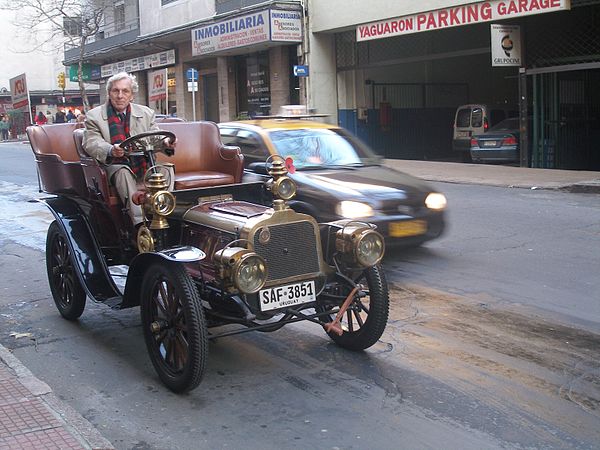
[140,0,215,35]
[310,0,469,32]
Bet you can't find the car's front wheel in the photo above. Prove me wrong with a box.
[140,261,208,393]
[320,265,389,351]
[46,221,86,320]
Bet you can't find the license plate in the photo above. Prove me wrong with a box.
[482,140,497,147]
[456,131,470,137]
[259,280,316,312]
[389,220,427,238]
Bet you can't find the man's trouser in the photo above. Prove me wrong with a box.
[110,164,175,226]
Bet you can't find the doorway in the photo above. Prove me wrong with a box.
[203,74,219,122]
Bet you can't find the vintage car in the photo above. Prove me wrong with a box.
[27,121,389,393]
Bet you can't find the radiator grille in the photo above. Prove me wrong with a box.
[253,221,321,282]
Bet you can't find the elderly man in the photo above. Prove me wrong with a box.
[83,72,175,228]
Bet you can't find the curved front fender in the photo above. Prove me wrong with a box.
[121,246,205,309]
[39,196,123,307]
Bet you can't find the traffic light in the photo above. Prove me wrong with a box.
[57,72,65,89]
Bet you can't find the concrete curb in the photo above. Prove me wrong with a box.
[383,159,600,194]
[0,343,115,450]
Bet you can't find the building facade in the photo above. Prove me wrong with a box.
[69,0,304,124]
[64,0,599,170]
[307,0,600,170]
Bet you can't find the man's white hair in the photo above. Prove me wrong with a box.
[106,72,138,94]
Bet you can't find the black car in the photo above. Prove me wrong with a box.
[219,120,447,247]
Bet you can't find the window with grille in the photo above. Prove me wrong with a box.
[114,1,125,32]
[63,17,82,37]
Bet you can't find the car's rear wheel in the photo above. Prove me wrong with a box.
[46,221,86,320]
[321,265,389,351]
[140,261,208,393]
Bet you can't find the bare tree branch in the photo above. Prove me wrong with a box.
[1,0,112,111]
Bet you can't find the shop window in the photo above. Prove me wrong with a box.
[237,52,270,117]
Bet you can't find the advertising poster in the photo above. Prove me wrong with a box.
[491,24,522,66]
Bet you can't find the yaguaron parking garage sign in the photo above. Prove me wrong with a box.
[357,0,570,41]
[191,9,302,56]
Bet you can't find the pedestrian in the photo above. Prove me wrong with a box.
[75,113,86,127]
[83,71,176,230]
[66,109,75,122]
[55,108,66,123]
[0,116,9,141]
[35,111,47,126]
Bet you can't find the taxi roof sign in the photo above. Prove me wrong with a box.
[259,105,329,120]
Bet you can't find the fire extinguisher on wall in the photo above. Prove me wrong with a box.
[379,101,391,131]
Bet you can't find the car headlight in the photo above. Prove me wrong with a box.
[151,190,176,216]
[335,201,374,218]
[425,193,447,211]
[336,224,385,268]
[214,247,268,294]
[271,176,297,201]
[355,230,385,267]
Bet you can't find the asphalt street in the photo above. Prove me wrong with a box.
[0,140,599,449]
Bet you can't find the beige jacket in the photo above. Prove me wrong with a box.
[83,102,158,165]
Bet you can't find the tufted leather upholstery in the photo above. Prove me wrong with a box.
[157,121,244,190]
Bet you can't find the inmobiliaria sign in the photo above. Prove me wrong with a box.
[356,0,570,41]
[191,9,302,56]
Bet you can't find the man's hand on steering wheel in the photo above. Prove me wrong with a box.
[110,143,126,158]
[163,135,176,156]
[119,130,177,157]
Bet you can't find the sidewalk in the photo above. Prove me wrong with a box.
[384,159,600,193]
[0,345,114,450]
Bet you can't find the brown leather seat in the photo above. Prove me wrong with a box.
[157,121,244,190]
[27,124,86,195]
[28,123,81,162]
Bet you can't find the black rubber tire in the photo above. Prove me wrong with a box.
[324,265,389,351]
[140,261,208,393]
[46,221,86,320]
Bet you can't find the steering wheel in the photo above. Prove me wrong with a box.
[119,130,176,156]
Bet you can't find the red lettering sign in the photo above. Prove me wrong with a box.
[357,0,569,41]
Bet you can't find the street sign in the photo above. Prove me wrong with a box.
[293,65,309,77]
[186,68,199,82]
[187,82,198,92]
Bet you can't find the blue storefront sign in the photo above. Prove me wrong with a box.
[186,68,199,81]
[293,65,309,77]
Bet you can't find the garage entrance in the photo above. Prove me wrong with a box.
[335,1,600,170]
[529,69,600,169]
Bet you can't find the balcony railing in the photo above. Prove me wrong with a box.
[216,0,274,14]
[63,17,140,64]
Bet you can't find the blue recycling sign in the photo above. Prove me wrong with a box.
[293,65,309,77]
[186,68,199,81]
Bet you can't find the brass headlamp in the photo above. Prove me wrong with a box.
[214,246,268,294]
[267,158,296,201]
[144,171,176,230]
[137,169,176,253]
[336,222,385,268]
